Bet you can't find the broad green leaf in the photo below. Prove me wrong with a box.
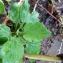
[8,3,20,23]
[0,59,2,63]
[6,0,11,2]
[0,24,11,44]
[0,46,1,50]
[0,46,2,63]
[0,0,5,14]
[19,0,30,23]
[22,0,30,11]
[25,41,41,63]
[0,46,2,59]
[23,22,51,42]
[8,0,39,24]
[25,41,41,54]
[30,11,39,22]
[1,37,24,63]
[20,0,39,23]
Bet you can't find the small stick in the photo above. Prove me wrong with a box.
[32,0,63,26]
[2,16,9,25]
[24,54,61,62]
[33,0,39,11]
[37,3,63,26]
[18,0,24,6]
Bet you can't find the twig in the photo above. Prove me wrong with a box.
[2,16,9,25]
[37,3,63,26]
[2,0,63,27]
[18,0,24,6]
[33,0,39,11]
[32,0,63,26]
[24,54,61,62]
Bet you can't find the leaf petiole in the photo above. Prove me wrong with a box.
[18,22,24,30]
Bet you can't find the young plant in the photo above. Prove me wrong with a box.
[0,0,51,63]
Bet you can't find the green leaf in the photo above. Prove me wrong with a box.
[6,0,11,2]
[1,37,24,63]
[19,0,30,23]
[20,0,30,15]
[0,59,2,63]
[25,41,41,54]
[8,3,20,23]
[30,11,39,22]
[20,0,39,23]
[0,24,11,44]
[51,0,54,4]
[0,46,2,59]
[23,22,51,42]
[8,0,39,24]
[25,41,41,63]
[0,0,5,14]
[0,46,2,63]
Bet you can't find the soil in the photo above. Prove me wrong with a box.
[0,0,63,63]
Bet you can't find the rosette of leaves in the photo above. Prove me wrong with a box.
[4,0,51,63]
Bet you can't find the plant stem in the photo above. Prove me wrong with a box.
[24,54,61,62]
[18,22,24,30]
[33,0,39,11]
[18,31,24,35]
